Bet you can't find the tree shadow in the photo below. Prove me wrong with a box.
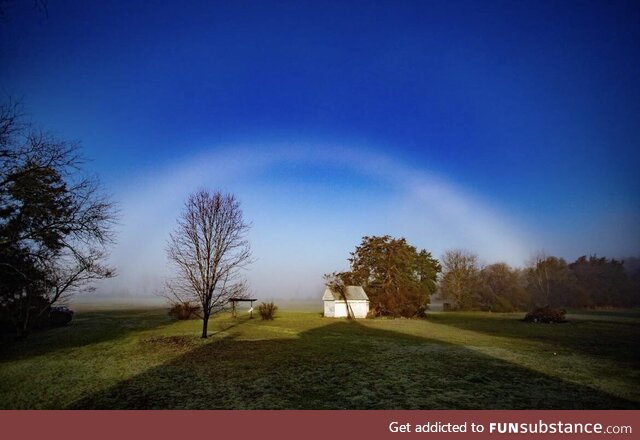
[0,309,175,360]
[71,320,637,409]
[426,312,640,369]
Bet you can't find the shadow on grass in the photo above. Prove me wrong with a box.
[426,312,640,369]
[71,320,637,410]
[0,309,175,360]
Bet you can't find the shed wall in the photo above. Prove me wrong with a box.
[324,300,335,317]
[324,300,369,318]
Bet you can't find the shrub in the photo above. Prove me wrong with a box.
[523,306,567,323]
[258,302,278,320]
[168,302,200,320]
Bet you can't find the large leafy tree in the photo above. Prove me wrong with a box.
[477,262,529,312]
[0,101,116,336]
[569,255,635,307]
[339,235,440,317]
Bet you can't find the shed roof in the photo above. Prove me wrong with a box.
[322,285,369,301]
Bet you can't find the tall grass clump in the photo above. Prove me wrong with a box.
[258,302,278,320]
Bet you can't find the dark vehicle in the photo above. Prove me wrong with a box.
[49,305,74,326]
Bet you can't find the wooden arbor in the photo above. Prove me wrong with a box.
[229,297,258,318]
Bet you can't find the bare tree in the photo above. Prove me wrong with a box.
[527,252,551,306]
[166,190,252,338]
[439,249,480,310]
[525,252,581,308]
[477,262,529,312]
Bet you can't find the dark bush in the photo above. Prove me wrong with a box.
[168,302,200,320]
[48,306,74,326]
[1,304,73,338]
[523,306,567,323]
[258,302,278,320]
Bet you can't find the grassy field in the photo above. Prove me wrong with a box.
[1,308,639,409]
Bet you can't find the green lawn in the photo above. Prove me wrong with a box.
[1,308,638,409]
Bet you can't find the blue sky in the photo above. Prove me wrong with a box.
[1,1,639,298]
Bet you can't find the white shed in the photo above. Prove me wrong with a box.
[323,286,370,318]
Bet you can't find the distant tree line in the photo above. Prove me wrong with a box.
[330,236,640,317]
[439,250,640,312]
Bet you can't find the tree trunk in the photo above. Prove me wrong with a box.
[15,318,29,338]
[201,312,209,338]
